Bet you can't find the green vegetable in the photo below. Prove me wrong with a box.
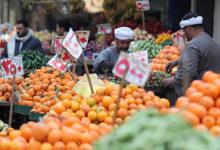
[129,40,162,58]
[94,109,220,150]
[19,50,50,69]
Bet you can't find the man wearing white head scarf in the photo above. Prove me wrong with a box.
[163,12,220,100]
[94,27,133,74]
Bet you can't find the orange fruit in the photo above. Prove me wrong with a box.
[48,129,61,144]
[195,124,208,131]
[146,91,155,99]
[20,125,32,141]
[32,123,50,142]
[80,132,93,144]
[209,107,220,119]
[186,103,207,119]
[9,130,21,140]
[104,84,116,95]
[87,97,96,106]
[185,87,197,97]
[182,111,199,126]
[71,101,80,112]
[119,101,128,109]
[104,117,113,124]
[202,71,215,82]
[80,117,91,128]
[108,103,116,111]
[143,95,152,103]
[199,96,214,109]
[210,126,220,136]
[188,92,204,103]
[27,138,41,150]
[202,116,215,128]
[53,102,65,115]
[71,123,86,133]
[216,117,220,126]
[102,96,114,108]
[199,83,219,99]
[88,111,97,121]
[75,110,85,119]
[127,84,138,91]
[59,93,72,101]
[61,128,80,143]
[190,80,203,89]
[62,99,72,109]
[117,108,128,119]
[145,101,155,108]
[79,143,92,150]
[66,142,79,150]
[97,111,108,122]
[175,96,189,108]
[64,117,80,127]
[0,138,11,150]
[216,98,220,108]
[40,143,52,150]
[52,141,66,150]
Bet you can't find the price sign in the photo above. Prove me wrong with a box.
[56,48,77,64]
[52,36,63,52]
[97,23,112,34]
[136,0,150,11]
[112,52,151,86]
[48,55,67,72]
[129,51,148,64]
[1,56,24,78]
[75,30,90,49]
[0,23,12,35]
[171,29,186,49]
[62,28,83,59]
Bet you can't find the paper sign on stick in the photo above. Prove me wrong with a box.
[136,0,150,11]
[97,23,112,34]
[56,48,77,64]
[1,56,24,78]
[52,36,62,52]
[171,29,186,49]
[48,55,67,72]
[129,51,148,64]
[112,52,151,86]
[62,28,83,59]
[75,30,90,49]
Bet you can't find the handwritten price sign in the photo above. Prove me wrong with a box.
[1,56,24,78]
[48,55,67,72]
[62,28,83,59]
[171,29,185,48]
[129,51,148,64]
[112,52,151,86]
[97,23,112,34]
[52,36,63,52]
[75,30,90,49]
[136,0,150,11]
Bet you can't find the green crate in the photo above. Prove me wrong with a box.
[29,111,46,121]
[14,104,33,115]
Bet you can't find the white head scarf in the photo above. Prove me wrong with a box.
[180,16,203,28]
[115,27,133,40]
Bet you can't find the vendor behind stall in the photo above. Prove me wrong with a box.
[94,27,133,74]
[56,19,72,36]
[163,12,220,97]
[1,19,43,58]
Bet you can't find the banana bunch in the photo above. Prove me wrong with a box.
[103,0,141,24]
[0,120,8,131]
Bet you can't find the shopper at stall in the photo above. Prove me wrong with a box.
[163,12,220,97]
[94,27,133,74]
[56,19,72,36]
[1,19,43,58]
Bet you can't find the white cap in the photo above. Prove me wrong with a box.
[180,16,203,28]
[114,27,133,40]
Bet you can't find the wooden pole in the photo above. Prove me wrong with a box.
[72,64,76,75]
[81,52,94,94]
[9,72,16,127]
[65,64,77,82]
[112,67,128,126]
[142,11,146,31]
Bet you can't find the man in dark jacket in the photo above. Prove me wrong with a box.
[163,12,220,97]
[1,19,43,58]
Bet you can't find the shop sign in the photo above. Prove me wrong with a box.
[136,0,150,11]
[97,23,112,34]
[112,52,151,86]
[1,56,24,78]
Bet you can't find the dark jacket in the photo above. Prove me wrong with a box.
[1,36,43,58]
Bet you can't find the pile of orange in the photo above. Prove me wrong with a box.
[0,115,113,150]
[175,71,220,136]
[151,45,180,72]
[0,76,23,102]
[47,83,170,125]
[16,66,77,114]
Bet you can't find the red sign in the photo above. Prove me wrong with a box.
[1,56,24,78]
[112,52,151,86]
[75,30,90,49]
[97,23,112,34]
[171,29,186,49]
[48,55,67,72]
[136,0,150,11]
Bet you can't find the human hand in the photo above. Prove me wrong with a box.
[165,60,178,73]
[162,78,173,87]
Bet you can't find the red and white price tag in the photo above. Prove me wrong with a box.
[62,28,83,59]
[112,52,151,86]
[52,36,62,52]
[136,0,150,11]
[1,56,24,78]
[48,55,67,72]
[75,30,90,49]
[171,29,186,49]
[129,51,148,64]
[97,23,112,34]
